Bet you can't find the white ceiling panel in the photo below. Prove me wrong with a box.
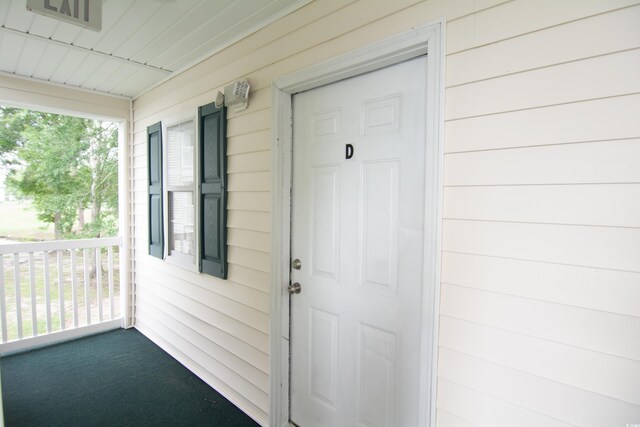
[0,0,310,98]
[65,53,108,87]
[164,0,300,72]
[49,18,82,43]
[109,67,165,98]
[14,38,47,77]
[132,0,236,68]
[0,2,11,26]
[95,61,146,94]
[48,49,90,83]
[146,10,236,68]
[0,31,26,72]
[111,0,203,61]
[4,0,32,32]
[92,2,151,53]
[28,14,59,38]
[107,68,149,96]
[80,57,125,91]
[32,43,67,80]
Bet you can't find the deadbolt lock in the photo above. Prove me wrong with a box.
[288,282,302,294]
[292,259,302,270]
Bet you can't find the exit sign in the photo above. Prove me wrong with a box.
[26,0,102,31]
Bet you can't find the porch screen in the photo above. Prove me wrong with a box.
[147,122,164,259]
[198,102,228,279]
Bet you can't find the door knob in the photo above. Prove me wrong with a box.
[288,282,302,294]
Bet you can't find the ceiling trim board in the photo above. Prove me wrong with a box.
[0,69,131,101]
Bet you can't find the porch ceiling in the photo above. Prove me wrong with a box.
[0,0,308,99]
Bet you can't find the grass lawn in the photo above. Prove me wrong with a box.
[0,201,55,241]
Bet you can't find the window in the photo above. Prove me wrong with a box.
[147,102,227,278]
[165,119,196,269]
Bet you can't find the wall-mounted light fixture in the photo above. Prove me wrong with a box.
[215,79,250,112]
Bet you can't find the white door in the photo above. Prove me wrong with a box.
[290,56,428,427]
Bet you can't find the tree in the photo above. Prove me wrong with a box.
[3,108,118,239]
[0,107,32,164]
[80,120,119,238]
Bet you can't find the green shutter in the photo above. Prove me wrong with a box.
[147,122,164,259]
[198,103,227,279]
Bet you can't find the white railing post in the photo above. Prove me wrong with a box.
[57,250,65,330]
[83,248,90,325]
[0,256,7,343]
[29,252,37,337]
[107,246,114,319]
[71,249,79,328]
[43,251,51,333]
[13,253,22,339]
[96,247,103,322]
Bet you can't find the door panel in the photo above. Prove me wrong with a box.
[291,56,428,427]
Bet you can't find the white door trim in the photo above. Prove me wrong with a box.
[270,20,445,427]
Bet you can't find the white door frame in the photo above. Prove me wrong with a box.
[270,20,445,427]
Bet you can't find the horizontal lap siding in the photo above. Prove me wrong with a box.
[437,379,574,427]
[446,6,640,87]
[445,0,640,54]
[439,348,640,427]
[130,41,276,427]
[130,0,640,425]
[444,95,640,153]
[132,1,491,424]
[439,2,640,426]
[446,49,640,120]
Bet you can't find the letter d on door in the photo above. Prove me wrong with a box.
[345,144,354,159]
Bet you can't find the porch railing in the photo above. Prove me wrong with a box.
[0,237,122,347]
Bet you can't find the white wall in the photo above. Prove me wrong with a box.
[131,1,640,425]
[438,2,640,426]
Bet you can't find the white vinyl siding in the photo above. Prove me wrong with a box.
[129,0,640,425]
[438,1,640,426]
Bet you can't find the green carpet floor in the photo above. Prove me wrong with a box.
[0,328,260,427]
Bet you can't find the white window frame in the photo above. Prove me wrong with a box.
[162,113,199,271]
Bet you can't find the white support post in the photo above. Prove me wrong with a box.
[119,117,131,328]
